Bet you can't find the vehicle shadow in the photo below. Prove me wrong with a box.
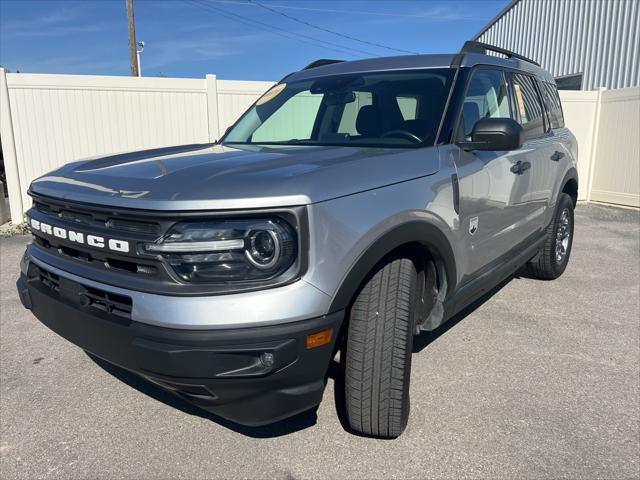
[412,273,515,353]
[86,353,319,439]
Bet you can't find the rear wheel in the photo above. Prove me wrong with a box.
[344,257,418,438]
[527,192,575,279]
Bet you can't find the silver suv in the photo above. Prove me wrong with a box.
[17,42,578,438]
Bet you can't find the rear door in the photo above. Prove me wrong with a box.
[509,72,560,230]
[536,79,573,222]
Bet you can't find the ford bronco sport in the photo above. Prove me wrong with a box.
[17,42,578,438]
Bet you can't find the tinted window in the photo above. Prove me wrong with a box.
[512,73,545,139]
[224,69,455,148]
[461,69,511,138]
[540,81,565,129]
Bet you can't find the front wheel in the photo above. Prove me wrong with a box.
[344,257,418,438]
[527,192,575,279]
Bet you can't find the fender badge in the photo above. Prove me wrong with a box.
[469,216,479,235]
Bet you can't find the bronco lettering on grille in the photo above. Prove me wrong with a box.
[28,217,130,253]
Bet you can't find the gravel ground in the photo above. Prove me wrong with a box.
[1,203,639,479]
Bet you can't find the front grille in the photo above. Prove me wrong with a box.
[106,218,160,235]
[29,264,133,320]
[28,194,175,287]
[26,192,306,296]
[33,200,161,235]
[33,235,159,276]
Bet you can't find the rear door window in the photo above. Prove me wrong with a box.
[539,81,565,129]
[511,73,546,139]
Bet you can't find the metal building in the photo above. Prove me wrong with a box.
[473,0,640,90]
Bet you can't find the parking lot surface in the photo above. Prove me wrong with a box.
[1,203,639,479]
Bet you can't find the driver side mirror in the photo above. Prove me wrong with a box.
[459,117,523,151]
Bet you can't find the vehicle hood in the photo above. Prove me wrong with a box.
[30,143,441,210]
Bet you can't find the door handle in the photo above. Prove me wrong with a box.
[510,160,531,175]
[550,150,565,161]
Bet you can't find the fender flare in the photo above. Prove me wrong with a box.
[558,167,579,203]
[328,220,457,313]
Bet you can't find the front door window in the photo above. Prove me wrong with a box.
[461,69,511,138]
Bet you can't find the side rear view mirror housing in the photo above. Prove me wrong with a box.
[459,117,524,151]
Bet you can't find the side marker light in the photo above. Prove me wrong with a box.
[306,328,333,349]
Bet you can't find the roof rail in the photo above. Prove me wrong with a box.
[302,59,344,70]
[461,40,540,67]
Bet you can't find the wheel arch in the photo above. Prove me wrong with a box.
[560,167,579,206]
[327,220,457,314]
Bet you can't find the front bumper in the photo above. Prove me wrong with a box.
[17,262,343,427]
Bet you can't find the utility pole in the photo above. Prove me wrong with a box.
[126,0,139,77]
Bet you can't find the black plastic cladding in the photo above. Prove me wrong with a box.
[26,191,310,297]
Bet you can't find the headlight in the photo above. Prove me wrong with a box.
[143,218,297,284]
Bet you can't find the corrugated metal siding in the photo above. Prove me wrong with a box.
[476,0,640,90]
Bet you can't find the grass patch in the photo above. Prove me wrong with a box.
[0,222,29,238]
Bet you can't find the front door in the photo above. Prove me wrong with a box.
[454,68,539,279]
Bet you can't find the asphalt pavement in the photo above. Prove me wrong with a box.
[1,203,639,479]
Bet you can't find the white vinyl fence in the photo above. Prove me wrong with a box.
[0,68,273,221]
[586,88,640,207]
[559,87,640,207]
[1,69,638,223]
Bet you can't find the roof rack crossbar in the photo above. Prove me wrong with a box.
[302,59,345,70]
[461,41,540,67]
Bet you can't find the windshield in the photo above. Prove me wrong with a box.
[223,68,455,148]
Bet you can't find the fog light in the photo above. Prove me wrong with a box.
[260,352,275,367]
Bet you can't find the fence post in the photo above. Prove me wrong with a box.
[205,74,220,142]
[586,87,606,202]
[0,67,24,223]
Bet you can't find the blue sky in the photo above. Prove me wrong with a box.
[0,0,508,80]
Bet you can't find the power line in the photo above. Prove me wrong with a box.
[187,0,376,58]
[247,0,420,55]
[207,0,452,19]
[185,0,377,59]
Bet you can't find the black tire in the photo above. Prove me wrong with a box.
[526,192,575,280]
[344,257,418,438]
